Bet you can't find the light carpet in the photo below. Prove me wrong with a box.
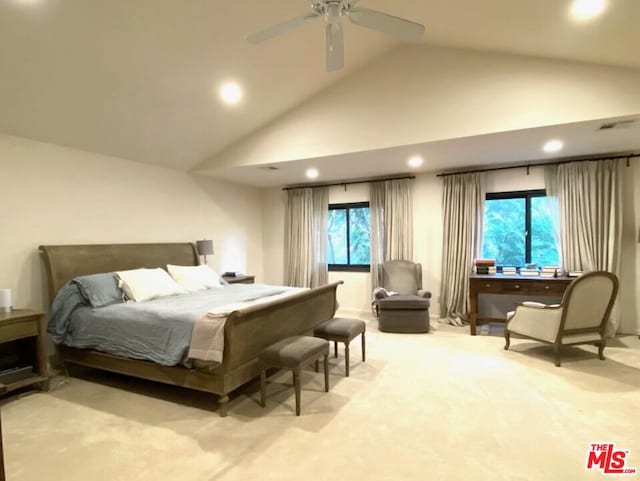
[2,322,640,481]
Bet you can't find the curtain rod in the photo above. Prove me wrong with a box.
[282,174,415,191]
[436,152,640,178]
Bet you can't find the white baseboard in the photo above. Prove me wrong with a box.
[335,307,375,320]
[335,308,442,323]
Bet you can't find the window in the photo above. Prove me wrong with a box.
[328,202,370,271]
[481,190,560,267]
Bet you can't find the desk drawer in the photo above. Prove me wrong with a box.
[529,282,568,296]
[498,282,529,294]
[472,280,502,293]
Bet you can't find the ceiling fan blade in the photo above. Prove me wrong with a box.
[247,13,320,44]
[349,8,425,42]
[325,22,344,72]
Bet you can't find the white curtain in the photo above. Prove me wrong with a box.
[284,187,329,288]
[439,173,485,325]
[370,178,414,288]
[545,159,622,334]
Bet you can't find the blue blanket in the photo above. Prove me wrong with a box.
[47,283,291,366]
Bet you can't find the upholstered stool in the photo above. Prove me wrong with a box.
[377,295,430,333]
[259,336,330,416]
[313,317,366,377]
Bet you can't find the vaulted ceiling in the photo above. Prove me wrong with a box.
[0,0,638,182]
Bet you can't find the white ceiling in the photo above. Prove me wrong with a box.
[0,0,393,169]
[209,116,640,187]
[0,0,638,172]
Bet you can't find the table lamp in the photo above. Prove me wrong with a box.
[196,239,214,264]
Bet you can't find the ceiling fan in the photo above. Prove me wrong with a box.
[247,1,425,72]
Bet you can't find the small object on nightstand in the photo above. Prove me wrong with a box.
[223,271,243,277]
[0,309,49,395]
[222,275,255,284]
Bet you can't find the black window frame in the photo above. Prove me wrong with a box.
[484,189,548,267]
[328,201,371,272]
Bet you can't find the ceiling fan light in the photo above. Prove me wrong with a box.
[247,1,425,72]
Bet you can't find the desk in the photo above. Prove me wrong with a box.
[469,274,573,336]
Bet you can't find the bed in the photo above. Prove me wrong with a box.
[40,243,342,416]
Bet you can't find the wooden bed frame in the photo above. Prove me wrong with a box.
[39,243,341,416]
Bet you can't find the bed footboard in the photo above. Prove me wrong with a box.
[216,281,343,390]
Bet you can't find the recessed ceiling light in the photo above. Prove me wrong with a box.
[570,0,607,21]
[408,155,424,168]
[11,0,44,6]
[543,139,564,153]
[218,82,243,105]
[306,168,319,179]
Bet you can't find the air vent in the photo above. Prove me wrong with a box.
[259,166,279,171]
[599,119,636,130]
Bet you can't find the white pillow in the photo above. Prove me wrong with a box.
[116,268,186,302]
[167,264,223,292]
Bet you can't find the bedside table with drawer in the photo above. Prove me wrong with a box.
[0,309,49,394]
[222,275,255,284]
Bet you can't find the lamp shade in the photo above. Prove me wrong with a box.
[196,239,214,256]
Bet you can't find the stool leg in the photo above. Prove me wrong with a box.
[260,369,266,407]
[324,354,329,392]
[362,331,366,362]
[345,343,350,377]
[334,341,338,358]
[293,369,301,416]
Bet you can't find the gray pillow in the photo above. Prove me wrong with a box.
[73,273,124,308]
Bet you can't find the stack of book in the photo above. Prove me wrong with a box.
[502,266,517,275]
[519,268,540,276]
[474,259,496,275]
[540,266,560,278]
[568,270,584,277]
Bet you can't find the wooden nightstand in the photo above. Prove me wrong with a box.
[0,309,49,394]
[223,275,255,284]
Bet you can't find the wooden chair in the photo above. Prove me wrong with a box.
[504,271,619,367]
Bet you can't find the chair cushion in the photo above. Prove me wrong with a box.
[381,261,420,295]
[377,295,430,310]
[259,336,329,369]
[560,332,602,344]
[314,318,365,342]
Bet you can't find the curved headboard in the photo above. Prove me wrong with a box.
[39,243,198,301]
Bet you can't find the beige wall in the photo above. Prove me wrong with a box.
[0,134,264,311]
[262,166,640,334]
[199,45,640,171]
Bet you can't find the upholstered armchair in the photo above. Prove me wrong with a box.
[374,260,431,333]
[504,271,619,367]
